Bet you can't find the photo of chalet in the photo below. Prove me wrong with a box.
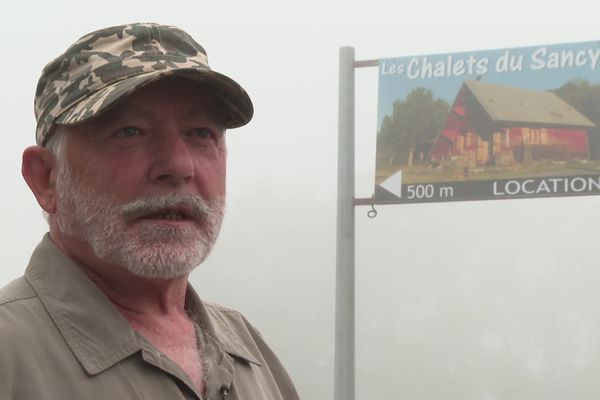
[429,80,596,167]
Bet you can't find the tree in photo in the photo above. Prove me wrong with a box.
[377,87,449,170]
[553,79,600,159]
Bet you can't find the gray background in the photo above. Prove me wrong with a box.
[2,1,600,399]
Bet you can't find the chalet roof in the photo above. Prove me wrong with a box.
[464,80,596,128]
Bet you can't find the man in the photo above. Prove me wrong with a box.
[0,23,299,400]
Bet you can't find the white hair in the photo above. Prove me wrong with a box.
[42,126,69,222]
[45,126,68,164]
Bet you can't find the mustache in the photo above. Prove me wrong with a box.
[121,193,212,221]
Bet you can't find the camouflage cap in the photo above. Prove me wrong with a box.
[34,23,253,146]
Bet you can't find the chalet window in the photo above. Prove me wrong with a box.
[540,128,549,144]
[456,135,464,152]
[531,129,540,144]
[522,127,530,144]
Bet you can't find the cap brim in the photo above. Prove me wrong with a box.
[54,68,253,130]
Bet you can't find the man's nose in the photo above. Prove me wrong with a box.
[148,132,195,186]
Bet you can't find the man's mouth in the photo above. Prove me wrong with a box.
[141,207,196,222]
[121,194,212,225]
[149,211,186,221]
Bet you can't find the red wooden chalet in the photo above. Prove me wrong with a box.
[429,80,596,166]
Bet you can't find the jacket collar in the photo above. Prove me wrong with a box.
[25,234,259,376]
[185,286,261,365]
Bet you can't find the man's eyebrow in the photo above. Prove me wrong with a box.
[183,105,227,129]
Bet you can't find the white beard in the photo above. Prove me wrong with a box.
[54,163,224,279]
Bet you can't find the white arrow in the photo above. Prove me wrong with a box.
[379,170,403,198]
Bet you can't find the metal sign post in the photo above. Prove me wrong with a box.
[335,46,378,400]
[335,46,356,400]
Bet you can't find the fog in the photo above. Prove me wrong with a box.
[2,0,600,399]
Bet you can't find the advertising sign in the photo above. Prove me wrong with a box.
[375,41,600,203]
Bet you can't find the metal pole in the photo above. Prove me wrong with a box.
[335,46,355,400]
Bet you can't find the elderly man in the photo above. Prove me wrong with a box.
[0,23,299,400]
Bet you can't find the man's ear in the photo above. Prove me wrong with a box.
[22,146,60,214]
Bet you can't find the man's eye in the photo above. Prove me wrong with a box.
[116,127,140,138]
[189,128,213,139]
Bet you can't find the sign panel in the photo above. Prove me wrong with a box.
[375,41,600,203]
